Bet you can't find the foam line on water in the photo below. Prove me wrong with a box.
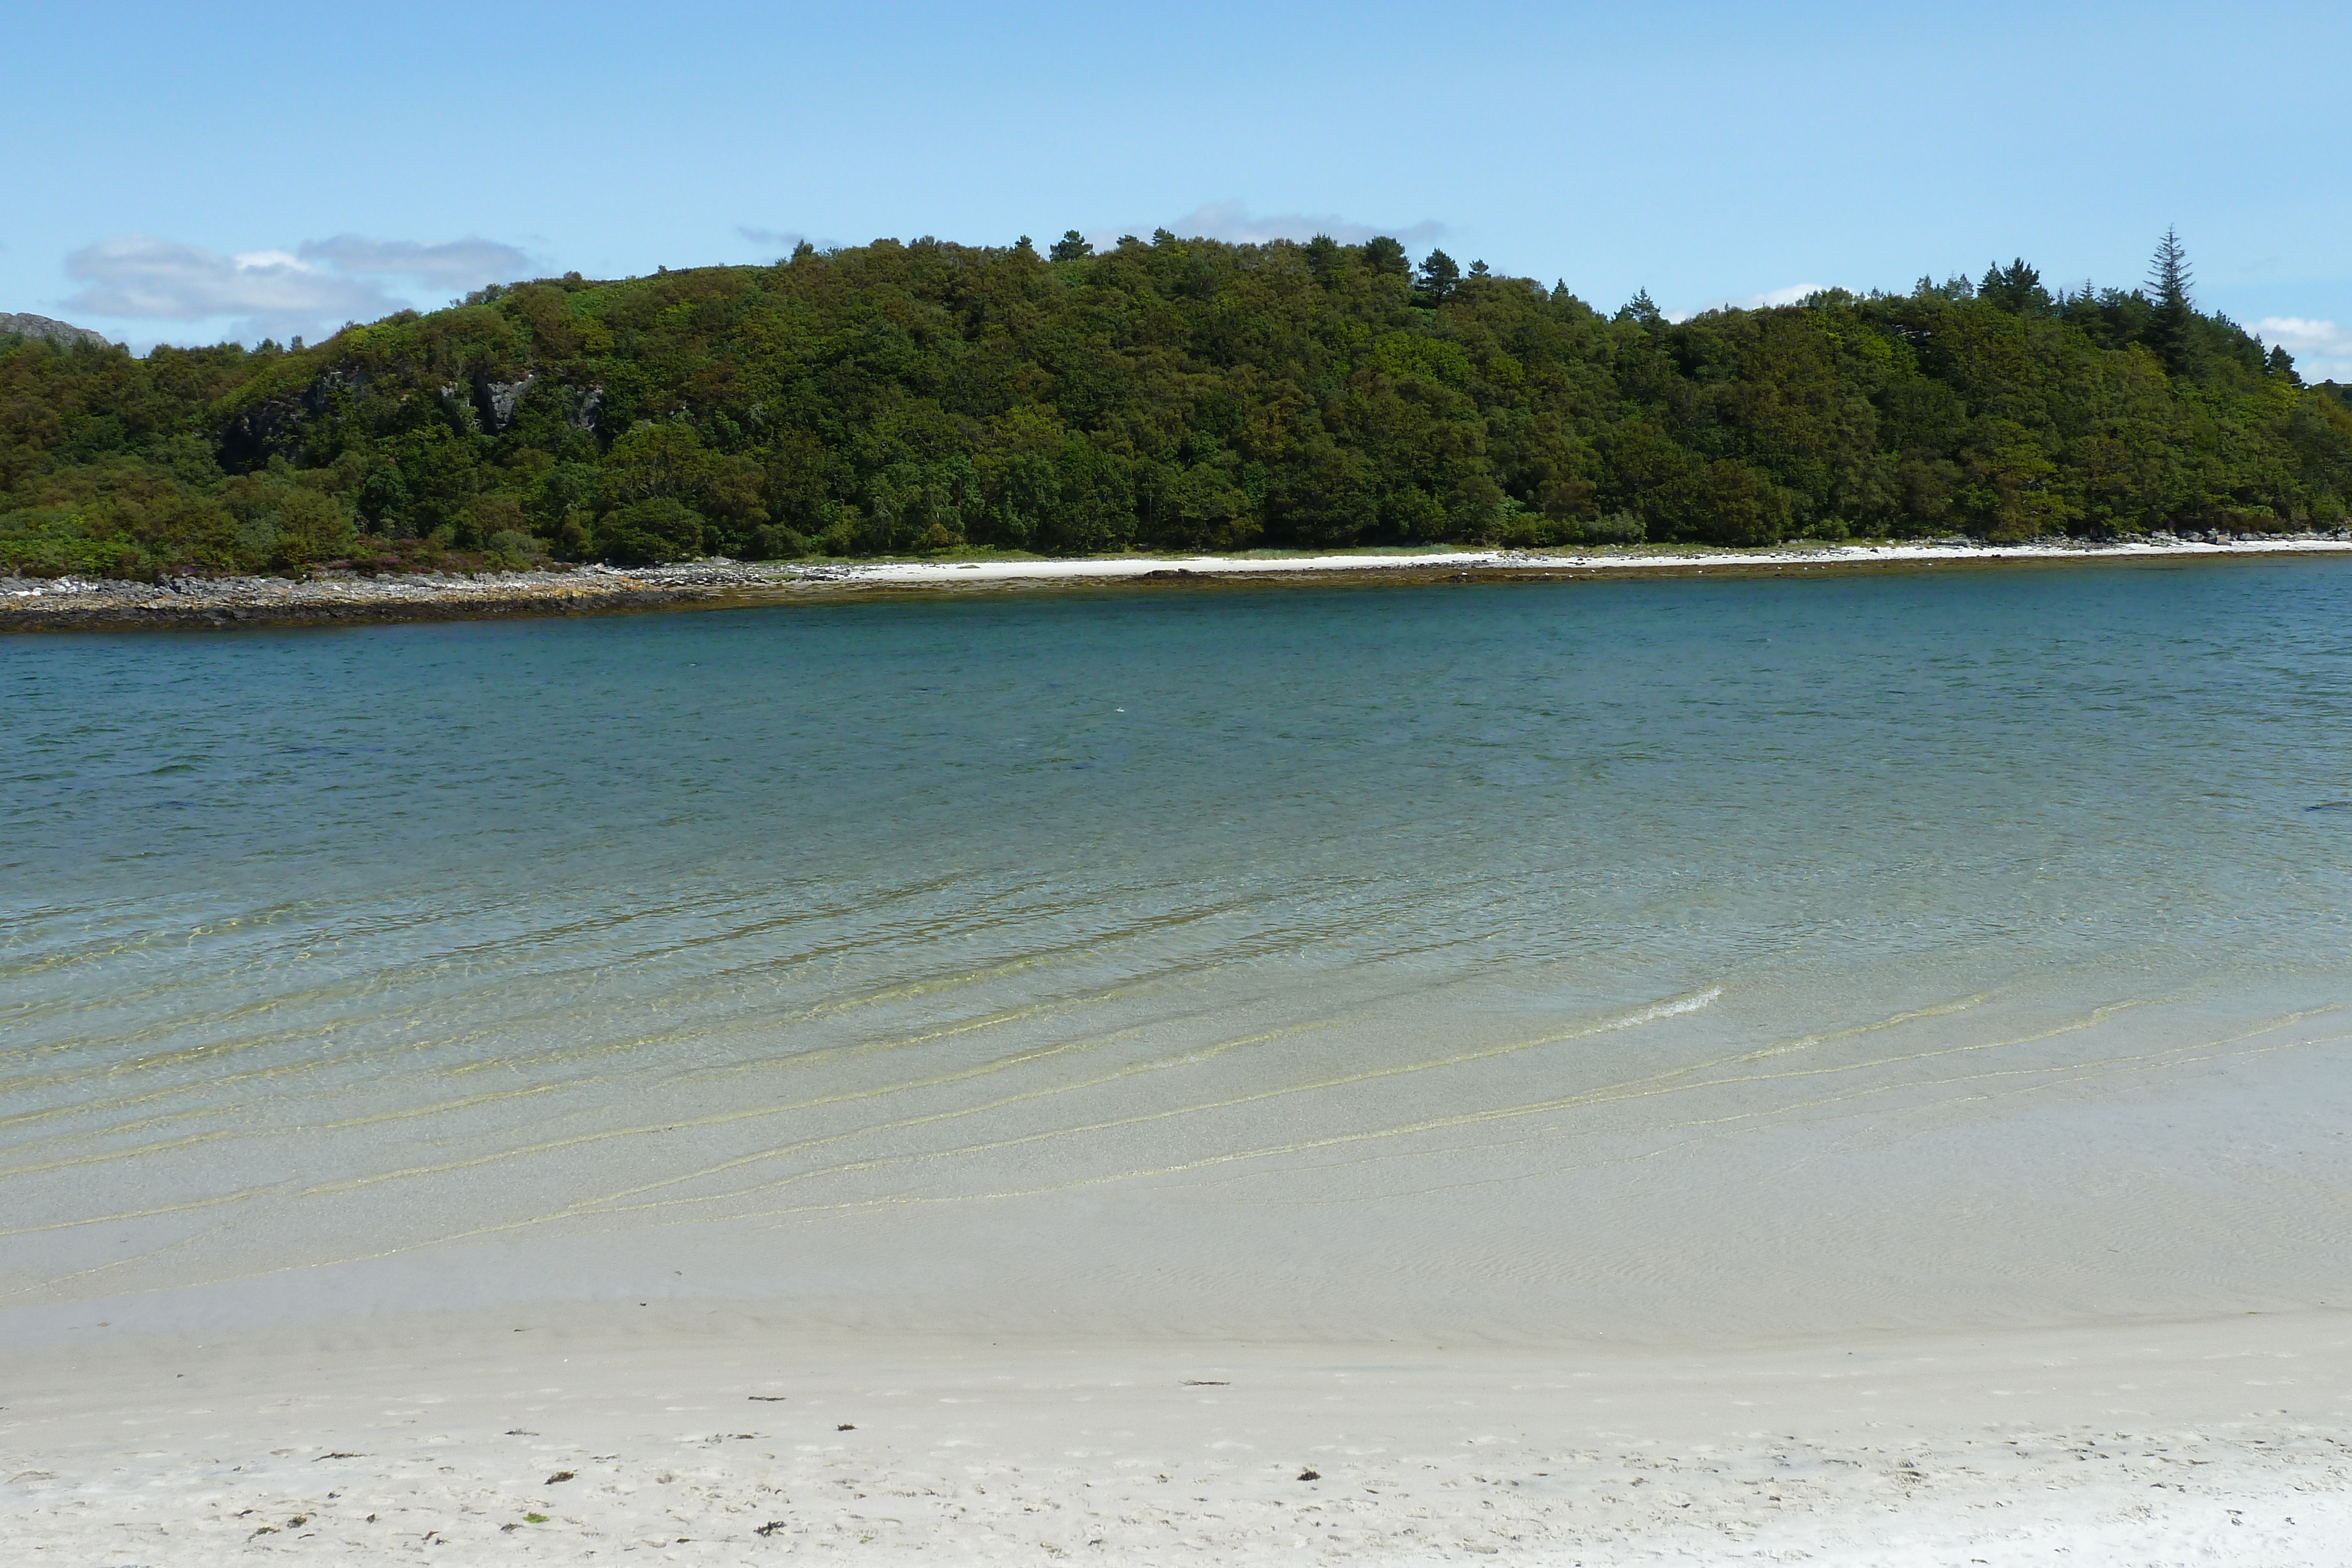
[286,1005,1352,1203]
[555,987,1730,1222]
[0,1079,582,1183]
[564,1018,1357,1212]
[0,864,1014,1069]
[1233,1017,2352,1203]
[1121,991,2004,1198]
[9,892,1531,1190]
[698,1014,2352,1228]
[1228,1023,2352,1215]
[0,957,1278,1188]
[688,995,2153,1218]
[1,987,1732,1292]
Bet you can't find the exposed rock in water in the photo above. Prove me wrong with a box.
[0,313,118,352]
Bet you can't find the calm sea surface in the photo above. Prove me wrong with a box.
[6,560,2351,1340]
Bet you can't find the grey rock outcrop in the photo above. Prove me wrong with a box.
[308,366,372,413]
[476,372,537,432]
[0,313,118,352]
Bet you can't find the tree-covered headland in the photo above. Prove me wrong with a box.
[4,229,2348,577]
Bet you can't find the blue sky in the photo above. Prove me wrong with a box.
[9,1,2350,376]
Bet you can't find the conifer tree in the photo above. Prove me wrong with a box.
[2146,227,2192,309]
[2146,227,2193,373]
[1302,233,1341,283]
[1618,287,1664,327]
[1979,258,2047,314]
[1418,249,1461,305]
[1360,236,1409,276]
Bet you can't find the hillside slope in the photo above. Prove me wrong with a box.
[0,313,116,353]
[5,235,2350,577]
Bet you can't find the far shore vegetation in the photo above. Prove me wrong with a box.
[5,228,2350,580]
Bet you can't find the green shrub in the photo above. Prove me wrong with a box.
[597,497,705,564]
[483,528,546,569]
[1559,511,1645,545]
[749,524,811,559]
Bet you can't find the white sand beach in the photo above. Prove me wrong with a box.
[9,1311,2351,1566]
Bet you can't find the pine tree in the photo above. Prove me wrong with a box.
[1979,258,2047,315]
[1302,233,1341,283]
[2145,227,2193,373]
[1418,249,1461,305]
[1361,236,1409,277]
[1617,287,1663,328]
[2146,227,2192,311]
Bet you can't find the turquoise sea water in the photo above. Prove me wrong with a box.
[6,560,2351,1341]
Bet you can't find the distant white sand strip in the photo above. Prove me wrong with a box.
[11,534,2352,628]
[824,533,2352,586]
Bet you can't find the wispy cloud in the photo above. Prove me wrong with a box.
[62,232,533,343]
[298,235,530,289]
[65,235,394,336]
[1673,283,1832,321]
[736,224,810,256]
[1168,201,1447,249]
[2253,316,2352,382]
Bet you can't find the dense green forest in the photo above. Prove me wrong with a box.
[4,229,2349,577]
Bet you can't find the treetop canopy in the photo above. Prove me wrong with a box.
[2,229,2346,579]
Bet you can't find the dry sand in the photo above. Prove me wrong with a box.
[9,1312,2351,1566]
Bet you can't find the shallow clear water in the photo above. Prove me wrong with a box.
[6,560,2352,1340]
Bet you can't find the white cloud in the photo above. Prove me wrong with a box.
[231,248,308,272]
[298,235,530,289]
[2252,316,2352,383]
[64,235,396,340]
[61,231,533,344]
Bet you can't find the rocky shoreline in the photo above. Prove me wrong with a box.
[0,561,822,632]
[7,533,2351,631]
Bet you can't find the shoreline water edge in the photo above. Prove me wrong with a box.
[6,531,2352,631]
